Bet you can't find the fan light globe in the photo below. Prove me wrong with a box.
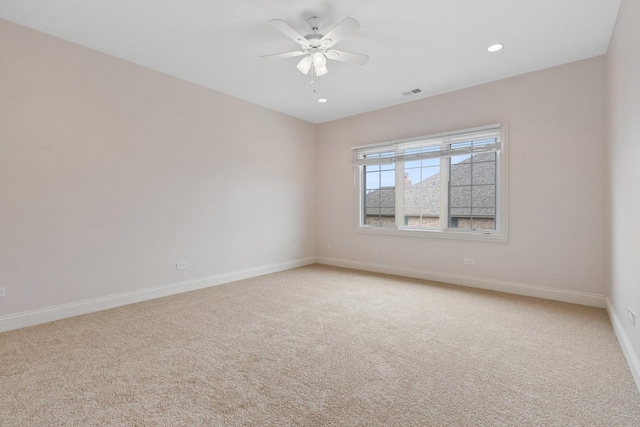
[313,52,327,68]
[316,65,328,76]
[297,55,312,74]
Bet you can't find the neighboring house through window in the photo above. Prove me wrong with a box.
[353,124,507,241]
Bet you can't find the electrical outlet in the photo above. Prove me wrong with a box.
[176,262,188,270]
[627,307,636,327]
[370,248,379,254]
[291,246,298,253]
[0,287,4,298]
[464,258,475,266]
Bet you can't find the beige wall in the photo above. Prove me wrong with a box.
[316,56,608,296]
[607,0,640,364]
[0,19,317,317]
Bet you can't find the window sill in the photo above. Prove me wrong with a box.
[356,225,508,242]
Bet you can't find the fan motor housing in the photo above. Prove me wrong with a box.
[305,33,323,47]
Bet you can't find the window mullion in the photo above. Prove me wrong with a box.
[439,157,449,229]
[395,158,405,228]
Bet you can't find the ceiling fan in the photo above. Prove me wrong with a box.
[261,16,369,81]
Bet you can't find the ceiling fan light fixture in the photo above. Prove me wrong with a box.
[315,65,329,76]
[297,55,312,74]
[313,52,327,68]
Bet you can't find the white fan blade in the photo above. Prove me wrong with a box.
[269,19,311,48]
[325,50,369,65]
[319,17,360,48]
[261,51,306,60]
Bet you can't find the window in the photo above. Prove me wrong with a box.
[353,124,507,241]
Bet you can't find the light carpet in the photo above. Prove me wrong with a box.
[1,265,639,426]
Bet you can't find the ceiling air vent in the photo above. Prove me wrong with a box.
[402,88,422,96]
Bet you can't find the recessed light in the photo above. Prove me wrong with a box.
[318,98,328,103]
[488,44,503,52]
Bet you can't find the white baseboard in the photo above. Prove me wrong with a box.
[317,256,607,308]
[606,298,640,393]
[0,257,317,333]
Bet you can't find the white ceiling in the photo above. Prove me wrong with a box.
[0,0,621,124]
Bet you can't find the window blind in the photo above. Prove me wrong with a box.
[353,125,503,166]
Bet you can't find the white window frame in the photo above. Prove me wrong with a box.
[353,124,508,242]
